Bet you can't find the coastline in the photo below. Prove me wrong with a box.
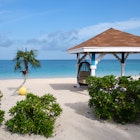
[0,59,140,79]
[0,77,140,140]
[0,74,139,81]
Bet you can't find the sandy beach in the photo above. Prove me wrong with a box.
[0,77,140,140]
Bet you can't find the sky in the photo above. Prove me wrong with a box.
[0,0,140,60]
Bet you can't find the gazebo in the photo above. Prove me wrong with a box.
[68,28,140,85]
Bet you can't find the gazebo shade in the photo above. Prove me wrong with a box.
[68,28,140,80]
[68,28,140,53]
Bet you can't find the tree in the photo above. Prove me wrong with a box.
[13,49,40,90]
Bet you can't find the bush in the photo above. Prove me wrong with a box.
[87,75,140,124]
[0,91,5,125]
[6,93,62,138]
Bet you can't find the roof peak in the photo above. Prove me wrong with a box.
[68,28,140,51]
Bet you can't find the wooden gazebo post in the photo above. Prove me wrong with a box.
[113,52,129,76]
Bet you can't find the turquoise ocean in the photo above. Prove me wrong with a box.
[0,59,140,79]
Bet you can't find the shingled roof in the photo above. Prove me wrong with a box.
[68,28,140,53]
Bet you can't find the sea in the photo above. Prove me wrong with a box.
[0,59,140,79]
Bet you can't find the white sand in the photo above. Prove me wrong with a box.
[0,77,140,140]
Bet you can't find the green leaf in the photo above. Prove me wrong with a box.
[5,93,62,138]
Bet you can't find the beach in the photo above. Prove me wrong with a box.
[0,77,140,140]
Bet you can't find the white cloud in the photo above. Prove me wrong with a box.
[1,19,140,52]
[30,19,140,51]
[78,19,140,39]
[26,30,79,51]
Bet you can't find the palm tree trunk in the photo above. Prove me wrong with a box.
[21,73,27,87]
[12,73,28,95]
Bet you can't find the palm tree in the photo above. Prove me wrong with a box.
[13,49,40,88]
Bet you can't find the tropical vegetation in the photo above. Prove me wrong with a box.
[0,91,5,125]
[13,49,40,86]
[87,75,140,124]
[6,93,62,138]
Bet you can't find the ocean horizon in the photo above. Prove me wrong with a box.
[0,59,140,79]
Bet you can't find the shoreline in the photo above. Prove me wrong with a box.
[0,75,140,81]
[0,59,140,80]
[0,77,77,82]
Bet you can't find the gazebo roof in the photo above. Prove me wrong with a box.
[68,28,140,54]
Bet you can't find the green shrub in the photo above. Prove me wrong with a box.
[0,91,5,125]
[6,93,62,138]
[87,75,140,124]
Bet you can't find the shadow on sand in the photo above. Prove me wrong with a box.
[65,101,103,122]
[50,83,88,96]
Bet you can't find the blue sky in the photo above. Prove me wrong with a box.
[0,0,140,60]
